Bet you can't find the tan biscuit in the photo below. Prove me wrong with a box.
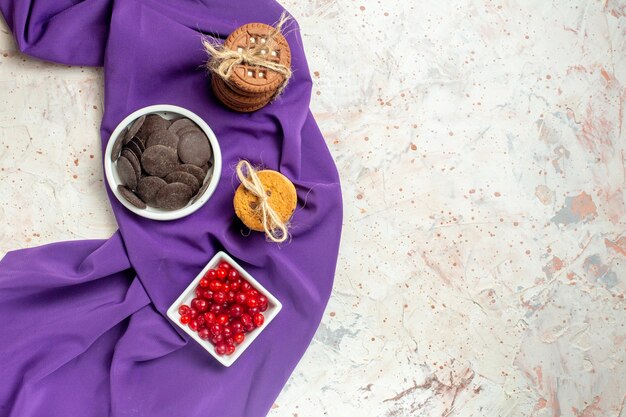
[233,170,297,232]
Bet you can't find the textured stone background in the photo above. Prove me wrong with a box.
[1,1,625,416]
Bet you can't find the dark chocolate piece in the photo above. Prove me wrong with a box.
[146,129,179,150]
[118,185,147,209]
[137,176,167,206]
[155,183,193,210]
[117,156,138,190]
[165,171,200,194]
[178,131,211,167]
[141,145,179,177]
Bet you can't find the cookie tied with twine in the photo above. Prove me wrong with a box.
[233,161,297,243]
[203,13,293,112]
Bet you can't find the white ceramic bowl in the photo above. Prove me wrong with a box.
[104,104,222,221]
[166,251,283,367]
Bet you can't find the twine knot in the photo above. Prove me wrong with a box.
[203,13,292,98]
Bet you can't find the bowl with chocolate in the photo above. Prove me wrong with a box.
[104,105,222,221]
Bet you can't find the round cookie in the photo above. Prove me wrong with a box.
[211,76,272,113]
[224,23,292,95]
[233,169,297,232]
[220,78,274,106]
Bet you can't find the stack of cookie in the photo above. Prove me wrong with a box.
[211,23,292,113]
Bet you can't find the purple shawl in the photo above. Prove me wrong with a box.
[0,1,343,416]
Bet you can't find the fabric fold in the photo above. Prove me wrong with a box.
[0,234,151,417]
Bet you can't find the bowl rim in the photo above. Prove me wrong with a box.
[166,251,283,367]
[104,104,222,221]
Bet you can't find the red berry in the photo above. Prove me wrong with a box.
[240,314,252,327]
[189,308,198,318]
[257,294,268,307]
[198,328,211,340]
[209,303,223,314]
[241,281,252,291]
[246,289,259,298]
[199,278,210,288]
[230,320,244,334]
[253,313,265,327]
[213,291,226,304]
[202,289,214,300]
[196,315,205,326]
[234,292,247,305]
[210,323,222,335]
[188,319,199,331]
[215,343,227,355]
[178,305,191,316]
[233,333,245,344]
[217,313,229,325]
[209,280,223,292]
[180,314,191,324]
[226,344,236,355]
[222,283,230,292]
[222,326,233,338]
[191,298,208,312]
[206,269,217,280]
[194,286,204,297]
[228,269,239,280]
[203,312,216,324]
[218,261,232,270]
[247,306,260,315]
[216,268,227,280]
[226,291,236,303]
[229,304,244,318]
[246,297,259,308]
[210,334,224,345]
[244,322,255,332]
[229,279,241,291]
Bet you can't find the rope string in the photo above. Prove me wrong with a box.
[236,160,288,243]
[203,12,292,98]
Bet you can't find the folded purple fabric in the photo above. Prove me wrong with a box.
[0,1,342,416]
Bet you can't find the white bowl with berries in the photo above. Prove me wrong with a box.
[166,251,282,367]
